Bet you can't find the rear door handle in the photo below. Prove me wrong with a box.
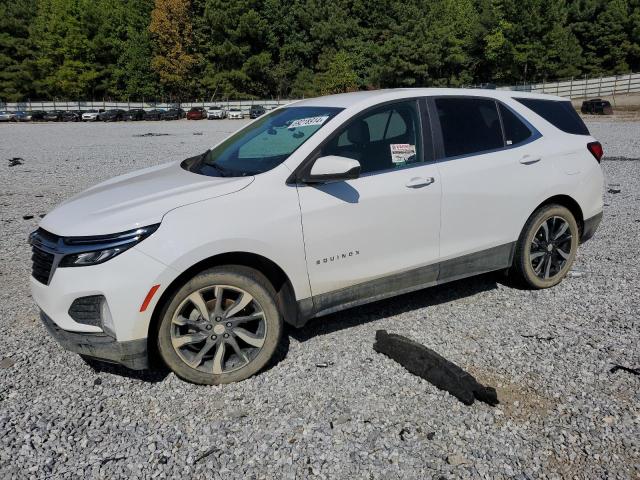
[520,155,541,165]
[405,176,435,188]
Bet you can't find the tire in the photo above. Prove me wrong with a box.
[157,266,283,385]
[510,204,579,289]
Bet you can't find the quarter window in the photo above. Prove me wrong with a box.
[435,97,503,157]
[499,103,532,145]
[515,98,589,136]
[322,101,422,174]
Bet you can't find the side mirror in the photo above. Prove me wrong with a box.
[301,155,361,184]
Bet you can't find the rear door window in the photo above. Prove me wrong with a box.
[498,104,532,146]
[514,98,589,135]
[435,97,503,157]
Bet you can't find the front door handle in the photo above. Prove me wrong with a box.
[406,176,435,188]
[520,155,541,165]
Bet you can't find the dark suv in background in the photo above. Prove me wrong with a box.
[581,99,613,115]
[249,104,266,119]
[161,108,185,120]
[124,109,145,121]
[99,109,126,121]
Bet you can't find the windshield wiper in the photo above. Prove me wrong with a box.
[209,163,229,177]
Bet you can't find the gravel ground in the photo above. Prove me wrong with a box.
[0,119,638,479]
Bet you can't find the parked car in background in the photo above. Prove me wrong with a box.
[82,111,100,122]
[228,108,244,119]
[581,99,613,115]
[249,105,266,119]
[44,111,65,122]
[62,111,82,122]
[14,111,31,122]
[0,111,16,122]
[28,89,604,385]
[161,108,185,120]
[207,106,227,119]
[28,111,47,122]
[187,107,207,120]
[124,109,145,121]
[144,109,165,121]
[99,109,126,122]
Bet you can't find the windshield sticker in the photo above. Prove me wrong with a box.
[287,115,330,129]
[390,144,416,164]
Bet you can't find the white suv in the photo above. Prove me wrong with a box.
[30,89,604,384]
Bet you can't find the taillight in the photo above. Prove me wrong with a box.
[587,141,603,163]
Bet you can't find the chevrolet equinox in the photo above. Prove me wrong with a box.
[30,89,604,384]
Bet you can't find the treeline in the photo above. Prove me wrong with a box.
[1,0,639,101]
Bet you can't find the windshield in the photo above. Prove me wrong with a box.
[185,106,342,177]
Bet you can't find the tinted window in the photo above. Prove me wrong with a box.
[515,98,589,135]
[499,104,532,145]
[322,100,422,174]
[435,97,503,157]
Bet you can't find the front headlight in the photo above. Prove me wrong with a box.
[58,224,159,267]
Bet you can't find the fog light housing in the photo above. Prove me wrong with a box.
[100,299,116,338]
[68,295,116,338]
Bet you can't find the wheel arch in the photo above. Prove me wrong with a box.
[147,251,301,364]
[529,194,584,237]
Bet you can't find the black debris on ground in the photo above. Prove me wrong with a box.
[609,365,639,376]
[315,361,334,368]
[373,330,499,406]
[100,456,126,466]
[194,447,220,464]
[193,132,203,135]
[608,188,621,194]
[521,334,556,341]
[132,133,170,137]
[22,215,34,220]
[8,157,24,167]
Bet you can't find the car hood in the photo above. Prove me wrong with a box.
[40,161,254,236]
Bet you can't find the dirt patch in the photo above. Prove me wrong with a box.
[466,368,557,423]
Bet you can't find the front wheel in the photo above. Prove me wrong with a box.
[510,205,579,289]
[157,266,282,385]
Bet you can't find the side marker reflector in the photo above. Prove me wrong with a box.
[140,284,161,312]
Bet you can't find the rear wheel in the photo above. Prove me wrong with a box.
[510,205,579,289]
[157,266,282,385]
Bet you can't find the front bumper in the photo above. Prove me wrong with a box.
[41,311,148,369]
[581,211,603,243]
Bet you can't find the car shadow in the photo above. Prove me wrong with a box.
[290,272,502,343]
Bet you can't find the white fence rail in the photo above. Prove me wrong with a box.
[0,99,297,113]
[498,72,640,99]
[2,72,639,111]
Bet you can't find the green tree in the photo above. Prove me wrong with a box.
[0,0,37,101]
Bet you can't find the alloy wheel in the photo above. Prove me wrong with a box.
[529,216,573,280]
[170,285,267,374]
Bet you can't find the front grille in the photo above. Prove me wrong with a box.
[30,228,60,285]
[31,246,55,284]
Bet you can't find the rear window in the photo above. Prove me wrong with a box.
[515,98,589,136]
[435,97,503,157]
